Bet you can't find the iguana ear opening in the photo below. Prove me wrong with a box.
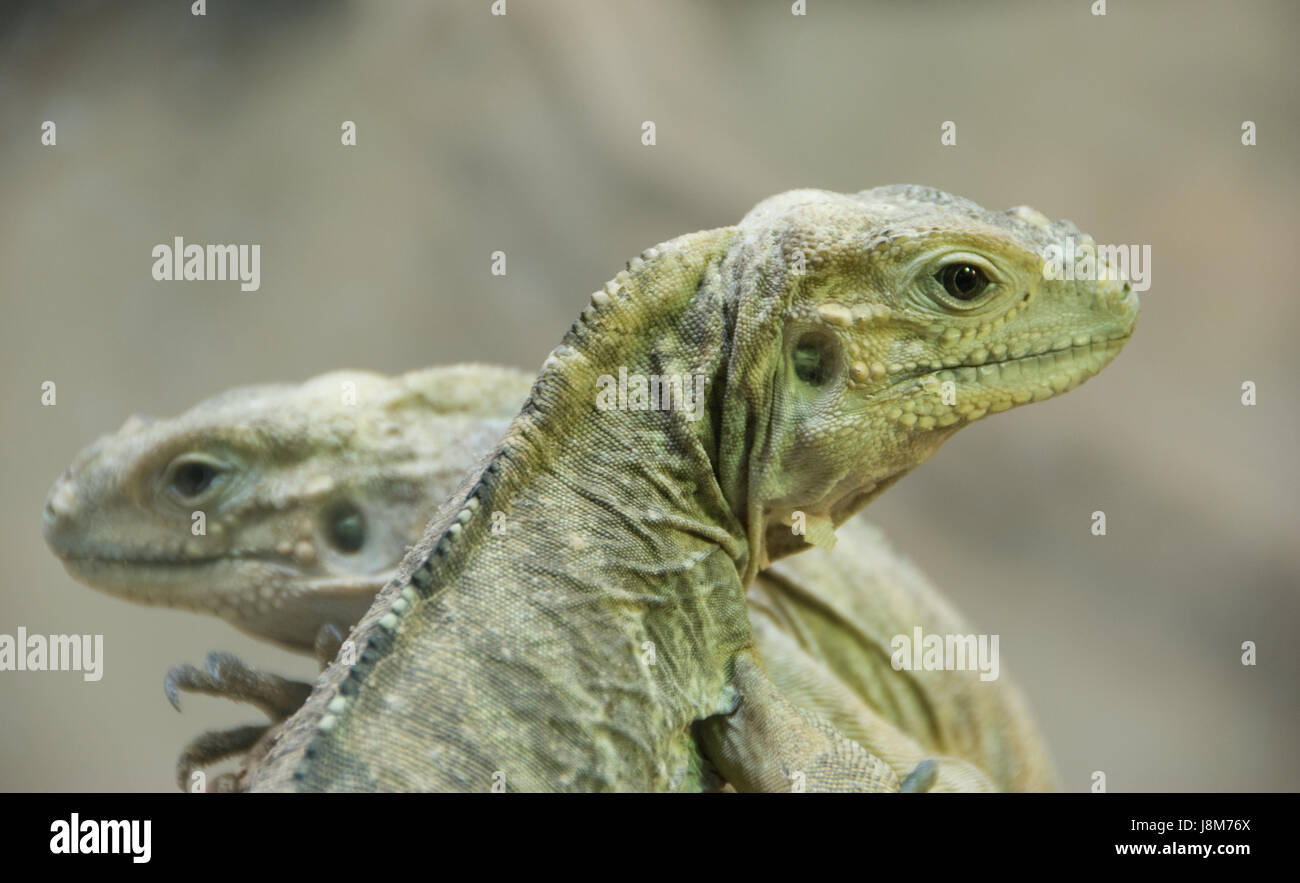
[791,331,839,387]
[713,219,924,581]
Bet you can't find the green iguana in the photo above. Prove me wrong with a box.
[45,365,1053,792]
[50,186,1137,791]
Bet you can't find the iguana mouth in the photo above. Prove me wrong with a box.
[901,333,1133,387]
[58,550,294,566]
[962,333,1128,373]
[57,552,299,584]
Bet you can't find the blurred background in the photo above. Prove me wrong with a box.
[1,0,1295,791]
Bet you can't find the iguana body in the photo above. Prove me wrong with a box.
[255,186,1135,792]
[47,186,1136,791]
[46,365,1053,791]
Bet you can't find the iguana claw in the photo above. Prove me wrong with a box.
[175,724,269,792]
[164,651,312,721]
[164,651,314,792]
[899,759,938,793]
[313,623,346,665]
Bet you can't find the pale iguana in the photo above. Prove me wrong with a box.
[45,365,1054,792]
[50,186,1137,791]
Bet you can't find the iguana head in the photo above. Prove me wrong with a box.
[42,365,528,650]
[722,185,1140,561]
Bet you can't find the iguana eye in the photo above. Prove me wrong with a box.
[324,502,366,553]
[936,263,990,300]
[167,457,222,499]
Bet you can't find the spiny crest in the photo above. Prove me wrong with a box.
[560,241,669,355]
[296,474,495,779]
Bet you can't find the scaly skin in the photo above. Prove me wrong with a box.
[45,363,1056,791]
[243,186,1136,792]
[756,519,1056,791]
[44,364,525,652]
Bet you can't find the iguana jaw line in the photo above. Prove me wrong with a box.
[56,550,298,570]
[53,553,301,604]
[917,333,1130,386]
[56,554,380,649]
[875,333,1133,431]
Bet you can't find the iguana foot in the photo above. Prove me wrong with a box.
[699,651,901,793]
[165,651,314,792]
[175,724,269,792]
[164,650,312,721]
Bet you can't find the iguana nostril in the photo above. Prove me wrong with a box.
[41,482,79,552]
[46,480,78,520]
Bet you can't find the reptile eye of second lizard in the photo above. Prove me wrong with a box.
[172,462,217,497]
